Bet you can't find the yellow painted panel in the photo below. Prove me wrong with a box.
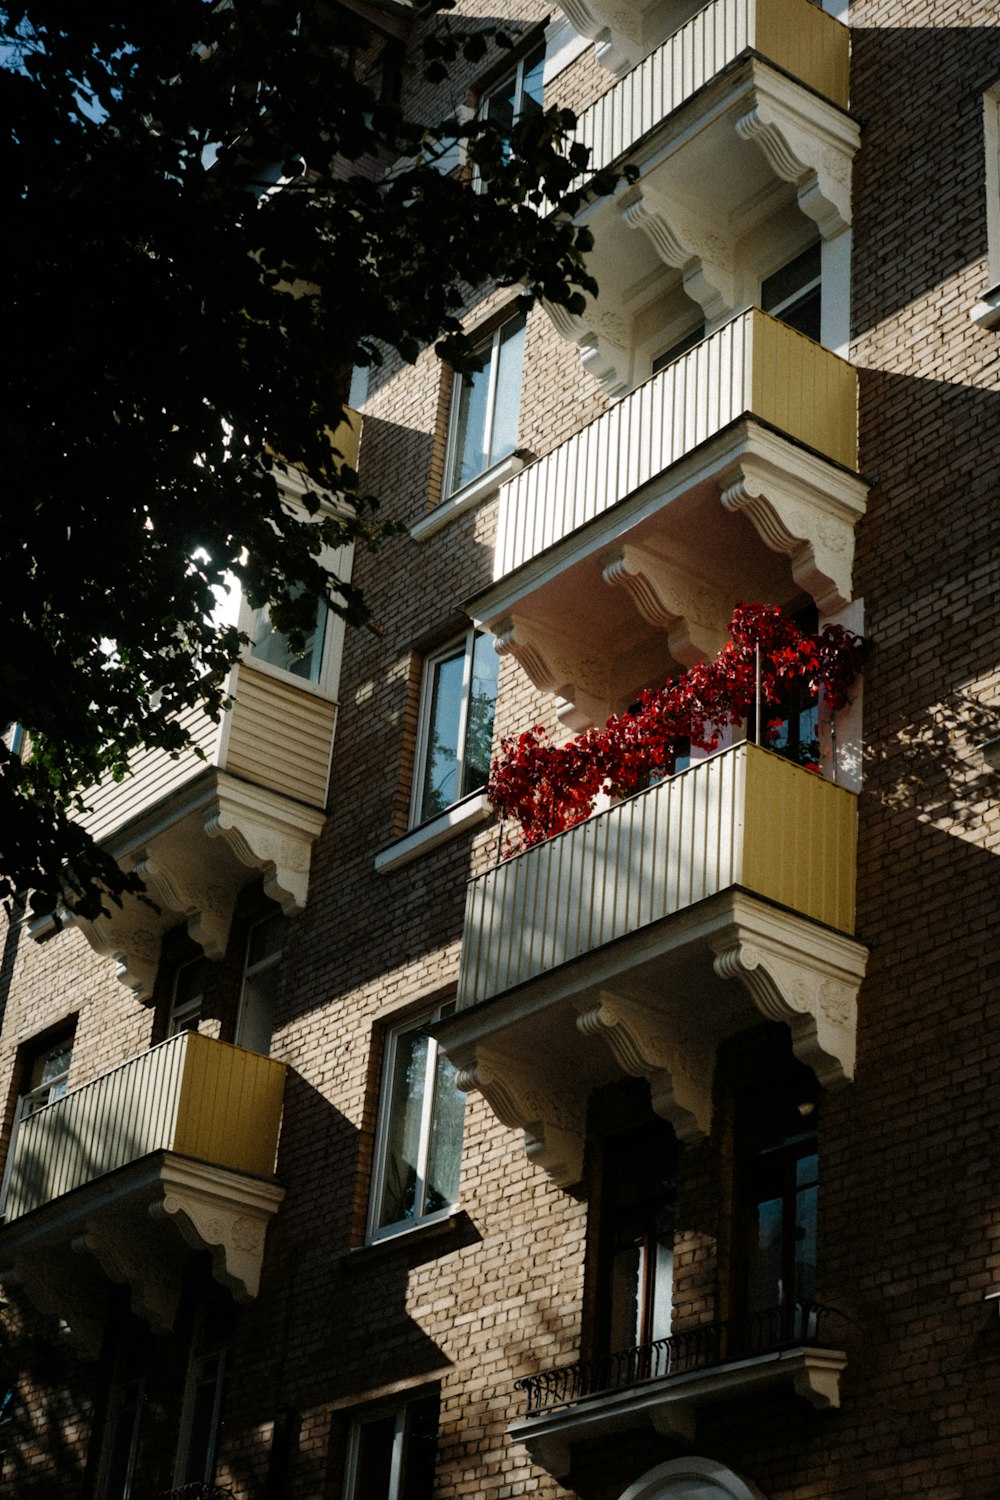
[756,0,850,109]
[174,1032,286,1177]
[741,745,857,932]
[750,311,858,470]
[225,665,337,808]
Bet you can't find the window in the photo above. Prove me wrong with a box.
[346,1393,439,1500]
[411,629,498,826]
[20,1032,73,1117]
[248,590,328,684]
[762,243,821,341]
[734,1039,820,1349]
[750,605,820,770]
[595,1120,676,1358]
[168,954,216,1036]
[651,323,704,374]
[972,85,1000,326]
[479,42,544,152]
[368,1005,465,1240]
[235,913,283,1055]
[443,312,526,496]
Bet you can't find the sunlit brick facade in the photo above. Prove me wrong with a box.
[2,4,1000,1499]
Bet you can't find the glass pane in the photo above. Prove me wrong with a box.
[795,1158,819,1304]
[461,633,498,797]
[401,1396,439,1500]
[238,965,280,1055]
[519,45,545,118]
[354,1414,397,1500]
[250,594,327,682]
[419,648,465,820]
[651,1205,675,1343]
[182,1350,225,1485]
[447,362,492,492]
[609,1240,643,1351]
[247,912,283,969]
[487,315,526,466]
[378,1030,429,1229]
[423,1044,464,1216]
[749,1195,784,1318]
[762,243,821,313]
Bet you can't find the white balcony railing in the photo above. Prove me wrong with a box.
[1,1031,286,1222]
[457,743,858,1010]
[494,309,857,582]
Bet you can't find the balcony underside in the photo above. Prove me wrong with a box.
[472,417,867,730]
[69,768,325,1001]
[0,1151,284,1359]
[440,886,866,1188]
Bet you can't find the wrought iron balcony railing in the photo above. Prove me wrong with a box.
[515,1300,844,1417]
[151,1485,234,1500]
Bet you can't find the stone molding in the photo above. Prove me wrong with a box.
[149,1155,284,1301]
[509,1346,847,1478]
[493,615,618,729]
[575,990,714,1141]
[601,546,730,664]
[454,1047,586,1187]
[710,894,866,1087]
[623,190,738,324]
[734,71,860,241]
[72,771,324,1000]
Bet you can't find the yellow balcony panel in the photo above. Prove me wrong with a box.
[440,745,867,1187]
[474,311,866,731]
[0,1032,286,1355]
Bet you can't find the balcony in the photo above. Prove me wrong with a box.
[64,416,361,1000]
[439,745,867,1185]
[474,310,866,729]
[551,0,859,394]
[510,1301,848,1477]
[0,1031,286,1356]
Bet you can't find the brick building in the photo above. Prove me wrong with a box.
[2,2,1000,1498]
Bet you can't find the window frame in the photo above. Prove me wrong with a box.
[234,911,284,1055]
[409,627,498,830]
[367,1003,465,1244]
[344,1391,439,1500]
[441,310,527,499]
[592,1119,677,1361]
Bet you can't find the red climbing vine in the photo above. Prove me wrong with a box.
[488,603,866,853]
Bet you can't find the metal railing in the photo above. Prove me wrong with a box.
[151,1485,234,1500]
[515,1300,843,1416]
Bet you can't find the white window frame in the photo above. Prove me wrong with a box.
[442,311,526,499]
[409,628,497,829]
[235,912,283,1055]
[972,84,1000,328]
[171,1341,227,1491]
[344,1392,439,1500]
[367,1003,464,1243]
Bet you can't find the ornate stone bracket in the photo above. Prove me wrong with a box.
[454,1047,586,1188]
[719,447,866,615]
[204,778,323,917]
[622,190,739,324]
[0,1253,106,1361]
[72,1218,181,1335]
[74,909,164,1003]
[602,546,730,664]
[575,991,713,1141]
[493,616,618,730]
[792,1348,848,1410]
[149,1156,285,1302]
[130,849,236,963]
[710,896,866,1088]
[556,0,673,77]
[734,73,860,240]
[542,298,632,397]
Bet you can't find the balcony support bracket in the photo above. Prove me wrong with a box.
[734,72,860,240]
[719,442,868,615]
[622,190,739,325]
[493,615,619,731]
[149,1156,286,1302]
[542,298,632,398]
[454,1046,586,1188]
[602,547,730,665]
[710,896,866,1088]
[72,1218,182,1336]
[204,777,324,917]
[576,991,713,1141]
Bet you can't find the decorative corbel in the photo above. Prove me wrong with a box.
[1,1253,106,1360]
[792,1349,848,1410]
[575,991,713,1141]
[622,191,739,325]
[72,1219,181,1335]
[493,616,617,730]
[147,1158,285,1301]
[203,781,322,916]
[130,849,236,962]
[555,0,643,77]
[710,897,866,1089]
[734,73,860,240]
[454,1047,586,1188]
[73,909,161,1003]
[543,298,632,396]
[601,547,729,665]
[719,457,862,615]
